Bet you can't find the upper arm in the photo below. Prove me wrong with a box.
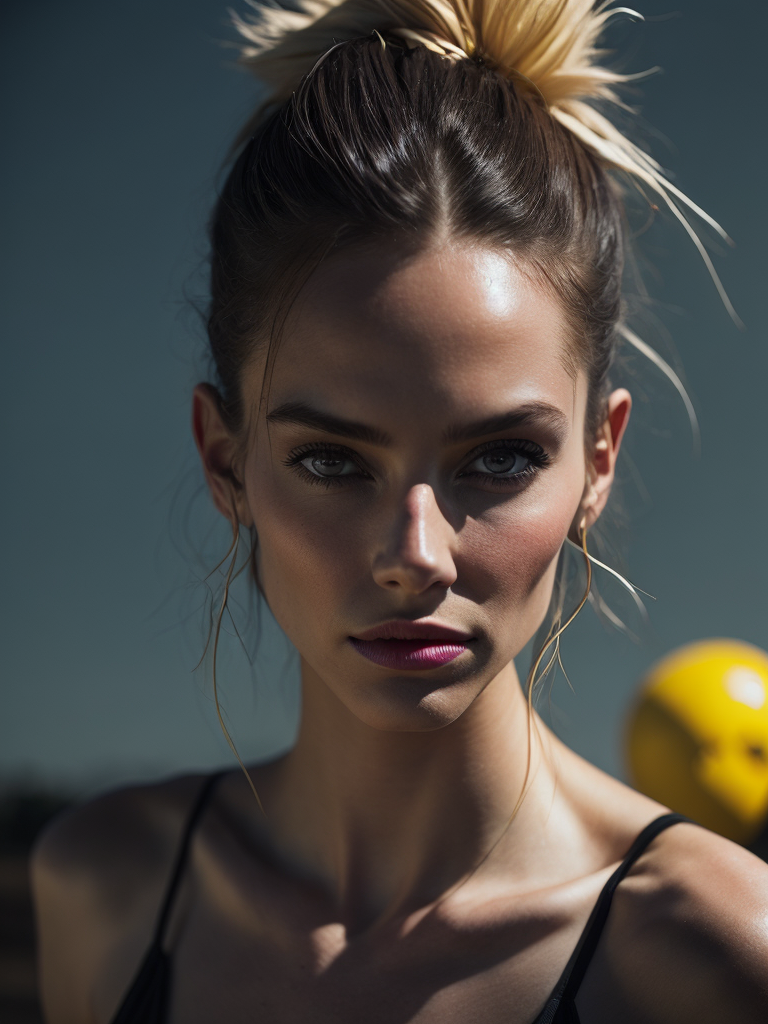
[31,797,130,1024]
[31,779,194,1024]
[580,823,768,1024]
[32,812,90,1023]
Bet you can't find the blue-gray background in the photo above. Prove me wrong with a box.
[2,1,766,796]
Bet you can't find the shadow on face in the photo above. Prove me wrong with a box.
[199,239,620,734]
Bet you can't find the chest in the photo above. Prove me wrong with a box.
[130,897,590,1024]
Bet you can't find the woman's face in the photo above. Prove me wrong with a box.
[204,241,625,733]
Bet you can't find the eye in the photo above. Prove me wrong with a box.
[283,443,369,486]
[301,450,358,478]
[458,440,548,484]
[469,448,531,477]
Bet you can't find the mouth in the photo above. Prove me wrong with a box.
[348,619,475,671]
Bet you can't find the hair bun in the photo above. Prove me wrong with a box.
[233,0,735,321]
[233,0,636,112]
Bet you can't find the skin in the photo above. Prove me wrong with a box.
[32,241,768,1023]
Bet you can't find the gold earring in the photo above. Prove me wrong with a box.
[578,517,593,604]
[526,519,593,699]
[565,525,653,617]
[211,525,267,817]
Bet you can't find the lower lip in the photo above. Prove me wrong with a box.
[348,638,471,670]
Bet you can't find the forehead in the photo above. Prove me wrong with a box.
[255,241,584,431]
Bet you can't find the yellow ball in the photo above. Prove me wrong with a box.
[626,639,768,845]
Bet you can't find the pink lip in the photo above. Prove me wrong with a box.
[349,619,474,671]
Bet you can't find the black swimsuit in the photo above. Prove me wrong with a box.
[110,772,691,1023]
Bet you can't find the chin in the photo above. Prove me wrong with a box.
[343,673,488,733]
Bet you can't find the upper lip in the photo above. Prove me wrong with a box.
[351,619,474,642]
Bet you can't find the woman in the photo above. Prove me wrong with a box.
[32,0,768,1021]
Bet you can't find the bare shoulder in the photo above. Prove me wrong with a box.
[31,772,212,1024]
[583,819,768,1023]
[32,772,211,921]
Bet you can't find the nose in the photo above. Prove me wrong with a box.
[371,484,458,594]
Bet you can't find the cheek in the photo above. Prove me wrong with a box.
[245,469,359,644]
[457,468,584,629]
[459,501,570,602]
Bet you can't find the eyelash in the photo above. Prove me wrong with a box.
[282,443,371,489]
[282,440,550,490]
[458,439,550,487]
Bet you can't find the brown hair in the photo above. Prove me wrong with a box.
[206,34,625,442]
[197,1,736,826]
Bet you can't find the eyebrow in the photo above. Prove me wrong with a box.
[265,400,568,447]
[441,403,569,445]
[266,402,394,446]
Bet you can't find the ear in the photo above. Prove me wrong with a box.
[576,388,632,534]
[192,384,254,528]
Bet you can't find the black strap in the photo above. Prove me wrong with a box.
[151,771,226,949]
[548,812,694,1009]
[110,944,171,1024]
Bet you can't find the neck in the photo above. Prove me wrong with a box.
[260,659,561,932]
